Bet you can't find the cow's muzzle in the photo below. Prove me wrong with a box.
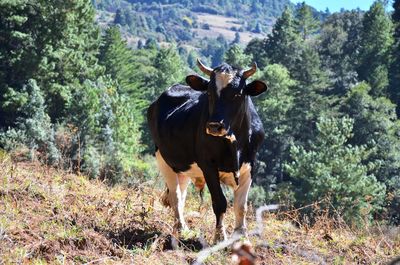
[206,122,227,137]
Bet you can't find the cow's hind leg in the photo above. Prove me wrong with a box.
[155,151,188,234]
[233,163,252,237]
[177,173,190,229]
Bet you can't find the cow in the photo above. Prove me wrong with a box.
[147,59,267,242]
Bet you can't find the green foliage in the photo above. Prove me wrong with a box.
[295,2,319,40]
[248,184,268,208]
[319,11,363,95]
[285,116,385,225]
[0,0,102,123]
[389,0,400,115]
[99,27,137,94]
[254,64,295,190]
[264,7,303,73]
[357,1,394,97]
[341,82,400,223]
[150,46,186,100]
[224,44,251,69]
[244,38,267,68]
[0,80,59,164]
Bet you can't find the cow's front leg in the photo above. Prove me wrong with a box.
[233,163,252,237]
[201,165,227,243]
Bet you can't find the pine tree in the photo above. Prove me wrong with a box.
[231,32,241,45]
[358,1,394,97]
[244,38,268,68]
[114,9,126,26]
[341,82,400,224]
[0,80,59,164]
[319,11,363,95]
[254,64,295,191]
[285,116,385,225]
[151,46,186,100]
[295,2,319,40]
[224,44,251,69]
[264,7,303,74]
[289,45,332,147]
[389,0,400,115]
[99,26,137,94]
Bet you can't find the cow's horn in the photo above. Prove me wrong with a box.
[243,62,257,79]
[197,58,213,76]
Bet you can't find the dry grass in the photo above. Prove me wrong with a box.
[194,13,266,44]
[0,152,399,264]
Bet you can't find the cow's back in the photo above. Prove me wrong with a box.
[147,84,205,172]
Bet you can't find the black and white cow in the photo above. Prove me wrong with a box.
[147,59,267,242]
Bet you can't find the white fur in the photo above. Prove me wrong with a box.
[215,72,235,96]
[233,163,252,234]
[155,151,189,234]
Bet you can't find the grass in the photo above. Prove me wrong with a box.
[194,13,267,44]
[0,152,399,264]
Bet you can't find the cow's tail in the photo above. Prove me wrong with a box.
[161,187,170,207]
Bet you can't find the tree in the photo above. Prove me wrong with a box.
[264,6,303,74]
[341,82,400,224]
[150,46,186,101]
[288,45,332,147]
[285,116,385,225]
[0,80,59,164]
[99,26,137,95]
[254,64,295,194]
[244,38,268,68]
[295,2,319,40]
[224,44,251,69]
[114,9,126,26]
[231,32,241,45]
[318,11,363,95]
[357,1,394,97]
[389,0,400,115]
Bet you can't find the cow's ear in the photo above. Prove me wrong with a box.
[244,80,268,96]
[186,75,209,91]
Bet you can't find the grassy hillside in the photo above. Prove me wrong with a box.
[0,152,399,264]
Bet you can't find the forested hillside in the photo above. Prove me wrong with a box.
[1,0,400,262]
[93,0,293,43]
[92,0,329,58]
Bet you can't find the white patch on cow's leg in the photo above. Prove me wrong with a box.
[214,213,227,243]
[155,151,185,234]
[177,173,190,231]
[233,163,252,236]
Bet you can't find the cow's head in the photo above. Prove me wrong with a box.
[186,59,267,137]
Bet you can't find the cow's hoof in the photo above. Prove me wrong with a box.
[213,229,227,244]
[233,227,248,239]
[173,223,189,236]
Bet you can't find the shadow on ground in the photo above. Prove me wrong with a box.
[106,228,207,252]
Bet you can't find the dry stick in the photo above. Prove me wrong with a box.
[194,204,280,265]
[193,200,337,264]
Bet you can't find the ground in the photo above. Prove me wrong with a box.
[193,13,267,44]
[0,152,399,264]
